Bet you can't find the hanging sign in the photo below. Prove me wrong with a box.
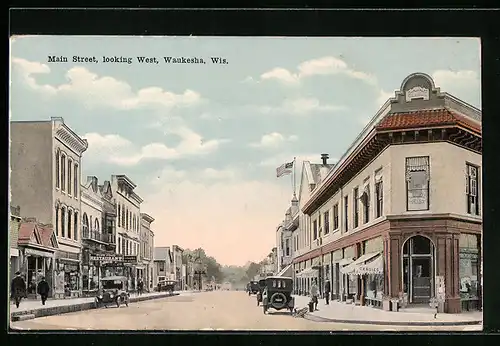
[90,254,123,262]
[123,255,138,263]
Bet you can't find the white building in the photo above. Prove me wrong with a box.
[10,117,88,297]
[276,195,300,278]
[140,213,155,291]
[154,246,174,287]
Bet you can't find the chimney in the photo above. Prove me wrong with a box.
[321,153,329,165]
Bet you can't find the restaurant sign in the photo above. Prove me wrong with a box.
[123,255,138,263]
[90,254,124,262]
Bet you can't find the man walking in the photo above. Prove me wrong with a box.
[310,278,319,311]
[324,279,331,305]
[137,278,144,296]
[37,277,50,305]
[11,271,26,308]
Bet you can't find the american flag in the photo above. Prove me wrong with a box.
[276,161,294,178]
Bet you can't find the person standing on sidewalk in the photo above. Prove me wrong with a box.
[137,278,144,296]
[324,279,331,305]
[11,271,27,308]
[310,278,319,311]
[37,277,50,305]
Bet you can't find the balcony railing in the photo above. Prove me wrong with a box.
[82,229,115,244]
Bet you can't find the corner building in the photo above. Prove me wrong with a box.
[293,73,482,313]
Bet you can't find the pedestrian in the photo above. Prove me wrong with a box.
[11,271,27,308]
[324,279,331,305]
[37,276,50,305]
[138,278,144,295]
[310,278,319,311]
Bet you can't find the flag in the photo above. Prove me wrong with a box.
[276,161,294,178]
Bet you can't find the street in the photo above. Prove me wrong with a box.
[10,291,481,331]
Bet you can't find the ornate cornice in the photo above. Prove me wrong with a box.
[53,118,88,156]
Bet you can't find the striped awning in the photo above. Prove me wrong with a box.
[340,252,381,275]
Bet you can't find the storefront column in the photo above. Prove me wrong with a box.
[386,234,402,299]
[436,234,461,313]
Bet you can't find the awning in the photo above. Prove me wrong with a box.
[277,264,293,277]
[354,255,384,275]
[311,257,321,268]
[297,267,318,278]
[340,252,381,275]
[337,258,354,267]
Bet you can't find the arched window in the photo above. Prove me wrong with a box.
[61,207,66,237]
[68,159,73,195]
[74,211,78,241]
[126,209,129,230]
[55,206,59,236]
[95,218,100,233]
[61,154,66,191]
[67,209,72,239]
[117,204,121,227]
[55,150,60,188]
[82,213,89,238]
[122,207,125,229]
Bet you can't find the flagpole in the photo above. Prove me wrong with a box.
[293,157,297,197]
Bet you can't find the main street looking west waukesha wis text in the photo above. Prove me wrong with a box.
[48,55,229,65]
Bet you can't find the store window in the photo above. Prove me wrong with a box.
[459,234,479,301]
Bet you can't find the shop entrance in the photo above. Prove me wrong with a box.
[402,235,435,304]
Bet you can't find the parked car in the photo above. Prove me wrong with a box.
[247,281,259,296]
[262,276,294,314]
[256,279,266,306]
[156,280,176,295]
[95,276,130,308]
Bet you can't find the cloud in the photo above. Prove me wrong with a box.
[259,97,347,115]
[201,168,236,180]
[11,57,202,110]
[376,89,396,107]
[141,169,292,266]
[249,132,298,148]
[432,70,481,106]
[83,127,229,166]
[259,56,377,86]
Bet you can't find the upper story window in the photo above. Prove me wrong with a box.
[324,211,330,235]
[117,204,121,227]
[61,207,66,237]
[361,184,370,224]
[67,159,73,195]
[344,196,349,232]
[73,164,79,199]
[406,156,430,211]
[353,188,359,228]
[333,204,339,230]
[95,218,100,233]
[466,164,480,216]
[55,150,60,188]
[313,220,318,240]
[285,239,290,256]
[74,211,78,241]
[67,209,72,239]
[375,178,383,218]
[61,154,66,192]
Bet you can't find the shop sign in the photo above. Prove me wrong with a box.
[65,264,78,272]
[123,255,138,263]
[25,248,54,257]
[90,254,124,262]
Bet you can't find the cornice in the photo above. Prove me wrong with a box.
[53,119,88,156]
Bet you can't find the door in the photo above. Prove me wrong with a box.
[411,257,431,303]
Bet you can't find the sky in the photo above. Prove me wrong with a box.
[9,36,481,266]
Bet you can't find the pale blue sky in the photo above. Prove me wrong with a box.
[10,36,481,265]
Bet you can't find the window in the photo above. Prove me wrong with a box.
[313,220,318,240]
[285,239,290,256]
[55,150,60,188]
[74,164,79,198]
[82,213,89,238]
[61,154,66,191]
[375,180,383,218]
[353,188,359,228]
[122,207,125,229]
[344,196,349,231]
[95,219,100,233]
[122,238,125,255]
[55,207,59,236]
[324,211,330,235]
[61,207,66,237]
[362,185,370,224]
[459,234,479,301]
[68,160,72,195]
[117,204,121,227]
[74,212,78,241]
[126,209,129,230]
[406,156,430,211]
[159,262,165,271]
[466,164,480,216]
[333,204,339,230]
[67,210,72,239]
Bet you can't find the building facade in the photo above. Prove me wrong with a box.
[140,213,155,291]
[111,174,143,290]
[276,195,300,277]
[292,73,482,313]
[172,245,184,290]
[10,205,22,282]
[10,117,88,297]
[153,246,173,287]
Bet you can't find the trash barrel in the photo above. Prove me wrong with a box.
[308,302,314,312]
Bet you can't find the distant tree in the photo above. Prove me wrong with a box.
[245,262,261,281]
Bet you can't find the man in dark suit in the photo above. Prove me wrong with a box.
[37,277,50,305]
[11,271,27,308]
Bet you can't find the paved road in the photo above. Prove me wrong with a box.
[10,291,481,331]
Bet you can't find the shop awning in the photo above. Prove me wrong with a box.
[297,267,318,278]
[277,264,293,277]
[337,258,354,267]
[340,252,381,275]
[311,257,321,268]
[353,255,384,275]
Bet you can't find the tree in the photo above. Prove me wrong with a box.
[184,248,224,283]
[245,262,261,281]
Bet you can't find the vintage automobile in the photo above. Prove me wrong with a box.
[262,276,294,314]
[256,279,266,306]
[247,281,259,296]
[156,280,176,295]
[95,276,130,308]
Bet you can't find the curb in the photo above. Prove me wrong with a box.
[10,293,180,321]
[303,313,482,326]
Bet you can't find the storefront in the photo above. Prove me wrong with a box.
[330,250,342,300]
[124,255,139,291]
[459,233,481,311]
[54,250,81,298]
[23,248,56,298]
[10,248,20,283]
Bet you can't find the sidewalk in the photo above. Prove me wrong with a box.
[293,295,482,326]
[10,290,195,321]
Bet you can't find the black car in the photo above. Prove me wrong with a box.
[262,276,294,314]
[256,279,266,306]
[247,281,259,295]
